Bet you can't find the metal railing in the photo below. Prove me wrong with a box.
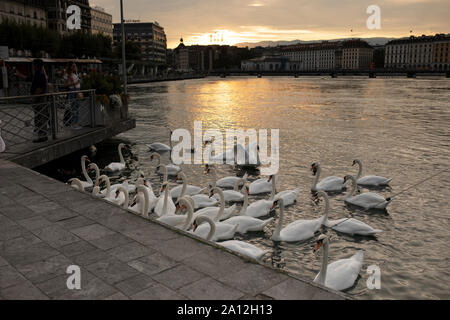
[0,90,96,149]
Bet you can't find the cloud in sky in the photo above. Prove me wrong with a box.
[92,0,450,48]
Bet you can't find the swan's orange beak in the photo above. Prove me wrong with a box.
[193,221,198,232]
[314,241,323,253]
[268,175,272,182]
[115,190,120,199]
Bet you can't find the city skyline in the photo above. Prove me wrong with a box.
[91,0,450,48]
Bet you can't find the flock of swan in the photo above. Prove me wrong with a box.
[68,141,394,293]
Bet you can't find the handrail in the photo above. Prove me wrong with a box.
[0,89,96,102]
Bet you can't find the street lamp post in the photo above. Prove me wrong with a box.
[120,0,127,94]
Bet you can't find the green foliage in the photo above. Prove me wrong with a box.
[81,72,123,95]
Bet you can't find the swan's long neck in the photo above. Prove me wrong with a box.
[355,160,363,180]
[137,186,150,218]
[118,145,125,164]
[269,176,276,200]
[181,199,194,231]
[209,168,217,188]
[202,217,216,241]
[273,200,285,239]
[118,187,129,209]
[179,173,187,200]
[344,176,357,199]
[81,157,92,184]
[92,164,100,185]
[317,239,329,286]
[214,188,225,222]
[240,188,249,215]
[105,177,111,197]
[312,165,321,190]
[163,184,169,216]
[321,194,330,222]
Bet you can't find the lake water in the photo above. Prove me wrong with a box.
[55,76,450,299]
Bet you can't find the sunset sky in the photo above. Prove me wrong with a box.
[92,0,450,48]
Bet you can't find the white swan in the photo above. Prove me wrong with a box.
[170,172,205,200]
[311,163,347,192]
[87,163,100,186]
[271,198,326,242]
[221,214,273,234]
[190,215,238,242]
[212,178,245,203]
[151,152,181,177]
[220,240,269,260]
[313,234,364,291]
[353,159,392,187]
[343,175,391,210]
[130,185,150,218]
[268,175,300,206]
[79,155,94,189]
[158,197,195,230]
[114,186,130,208]
[105,143,128,172]
[154,180,176,217]
[68,178,85,192]
[240,184,274,218]
[205,164,248,189]
[314,191,383,236]
[135,177,158,213]
[148,129,172,152]
[249,175,277,195]
[193,188,237,222]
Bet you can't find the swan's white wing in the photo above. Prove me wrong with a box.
[316,176,345,191]
[221,240,268,260]
[329,218,382,235]
[357,175,392,186]
[280,219,321,242]
[191,194,218,209]
[325,251,364,291]
[348,192,387,209]
[217,176,241,188]
[245,200,273,218]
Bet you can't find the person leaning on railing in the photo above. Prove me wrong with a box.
[15,59,49,143]
[63,63,82,129]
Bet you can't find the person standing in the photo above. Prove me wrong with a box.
[64,63,82,128]
[16,59,49,143]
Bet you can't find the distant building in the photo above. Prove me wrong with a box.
[113,21,167,65]
[0,0,47,27]
[432,35,449,71]
[341,40,374,70]
[241,55,289,72]
[385,34,449,70]
[45,0,92,34]
[280,41,341,71]
[174,38,189,71]
[90,5,112,39]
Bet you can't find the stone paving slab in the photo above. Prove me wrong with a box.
[0,159,348,300]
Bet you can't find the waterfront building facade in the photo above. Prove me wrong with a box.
[280,42,341,71]
[241,55,289,72]
[432,35,449,71]
[341,40,374,70]
[384,34,449,70]
[113,22,167,65]
[0,0,47,27]
[174,38,189,71]
[90,5,112,39]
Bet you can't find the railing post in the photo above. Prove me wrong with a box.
[51,93,57,140]
[90,90,96,128]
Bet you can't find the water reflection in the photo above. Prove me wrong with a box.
[47,76,450,300]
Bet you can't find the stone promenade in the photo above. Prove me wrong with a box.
[0,159,347,300]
